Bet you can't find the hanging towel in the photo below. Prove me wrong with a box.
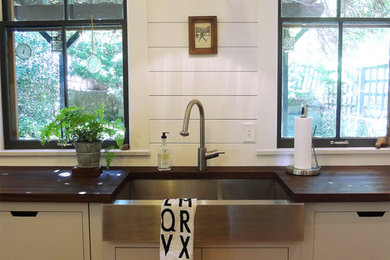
[160,198,197,260]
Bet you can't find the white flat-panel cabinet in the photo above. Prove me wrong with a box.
[313,209,390,260]
[115,248,202,260]
[202,248,288,260]
[0,203,90,260]
[114,247,288,260]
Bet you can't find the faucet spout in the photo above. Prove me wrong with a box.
[180,99,208,170]
[180,99,224,171]
[180,99,205,149]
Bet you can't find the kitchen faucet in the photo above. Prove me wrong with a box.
[180,99,225,171]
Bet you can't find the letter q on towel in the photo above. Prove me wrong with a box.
[160,198,197,260]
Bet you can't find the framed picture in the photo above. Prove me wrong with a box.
[188,16,217,55]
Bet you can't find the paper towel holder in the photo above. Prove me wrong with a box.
[286,165,321,176]
[286,124,321,176]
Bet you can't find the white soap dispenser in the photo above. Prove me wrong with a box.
[158,132,171,171]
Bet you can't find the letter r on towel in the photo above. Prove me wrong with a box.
[180,210,191,233]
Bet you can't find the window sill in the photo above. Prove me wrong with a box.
[0,149,151,157]
[256,147,390,156]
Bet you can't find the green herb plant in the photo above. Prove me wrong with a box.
[41,105,124,168]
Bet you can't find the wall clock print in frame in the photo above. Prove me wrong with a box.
[188,16,218,55]
[15,43,32,60]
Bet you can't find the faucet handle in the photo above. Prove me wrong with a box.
[205,150,225,160]
[207,149,225,155]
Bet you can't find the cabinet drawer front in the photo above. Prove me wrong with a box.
[115,248,202,260]
[314,211,390,260]
[203,248,288,260]
[0,211,85,260]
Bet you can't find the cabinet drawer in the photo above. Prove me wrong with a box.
[115,248,201,260]
[314,211,390,260]
[203,248,288,260]
[0,210,85,260]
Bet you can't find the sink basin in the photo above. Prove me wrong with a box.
[126,178,290,200]
[103,177,304,243]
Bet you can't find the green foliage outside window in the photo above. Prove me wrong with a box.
[15,32,60,139]
[14,29,124,140]
[281,0,390,142]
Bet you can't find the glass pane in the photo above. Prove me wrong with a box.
[341,0,390,18]
[341,27,389,137]
[67,28,124,127]
[68,0,123,20]
[12,0,64,21]
[281,25,338,138]
[12,30,62,140]
[281,0,337,17]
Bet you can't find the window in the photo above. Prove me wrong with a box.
[0,0,128,149]
[278,0,390,147]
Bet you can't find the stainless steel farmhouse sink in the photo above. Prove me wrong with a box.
[102,177,304,243]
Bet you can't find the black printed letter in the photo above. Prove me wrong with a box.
[161,234,173,256]
[164,199,172,206]
[180,210,191,233]
[178,236,190,259]
[161,208,175,232]
[179,198,192,207]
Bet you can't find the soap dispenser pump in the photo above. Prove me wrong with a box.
[158,132,171,171]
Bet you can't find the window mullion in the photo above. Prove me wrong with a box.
[335,21,343,140]
[64,0,69,21]
[337,0,341,18]
[2,0,8,22]
[63,0,68,109]
[61,26,68,109]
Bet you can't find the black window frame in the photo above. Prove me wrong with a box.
[277,0,390,148]
[0,0,129,149]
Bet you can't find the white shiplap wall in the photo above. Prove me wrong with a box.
[148,0,259,153]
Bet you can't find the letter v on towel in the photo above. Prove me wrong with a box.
[160,198,197,260]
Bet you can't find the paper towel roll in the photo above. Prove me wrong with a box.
[294,117,312,170]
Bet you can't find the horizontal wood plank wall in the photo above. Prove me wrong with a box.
[149,72,258,96]
[149,96,258,119]
[149,23,258,48]
[148,0,258,22]
[148,0,258,150]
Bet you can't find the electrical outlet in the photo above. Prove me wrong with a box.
[243,122,256,143]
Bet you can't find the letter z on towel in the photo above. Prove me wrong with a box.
[160,198,197,260]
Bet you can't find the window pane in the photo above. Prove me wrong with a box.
[341,0,390,18]
[68,0,123,20]
[12,30,62,140]
[281,25,338,138]
[12,0,64,21]
[66,28,124,125]
[341,27,389,137]
[281,0,337,17]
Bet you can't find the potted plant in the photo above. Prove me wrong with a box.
[40,105,124,169]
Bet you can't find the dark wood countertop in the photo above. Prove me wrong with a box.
[277,166,390,202]
[0,167,128,203]
[2,166,390,203]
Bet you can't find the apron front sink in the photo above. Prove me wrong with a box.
[103,177,304,243]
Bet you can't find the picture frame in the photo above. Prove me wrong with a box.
[188,16,217,55]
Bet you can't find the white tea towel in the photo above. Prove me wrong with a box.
[160,198,197,260]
